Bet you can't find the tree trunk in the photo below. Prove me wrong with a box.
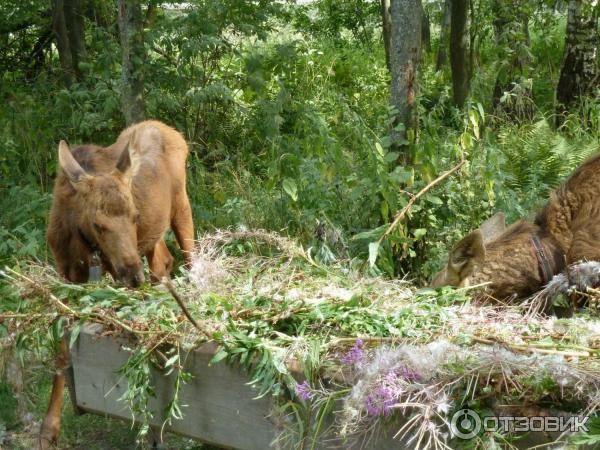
[85,0,111,28]
[117,0,146,125]
[51,0,86,87]
[556,0,599,121]
[52,0,75,87]
[389,0,421,164]
[421,4,431,52]
[144,1,158,28]
[26,26,54,81]
[450,0,470,108]
[64,0,86,76]
[435,0,451,70]
[381,0,392,70]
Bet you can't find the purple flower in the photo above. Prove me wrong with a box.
[341,339,364,365]
[395,364,420,382]
[295,380,313,401]
[365,386,395,417]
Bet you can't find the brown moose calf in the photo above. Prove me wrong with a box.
[47,120,194,286]
[431,152,600,301]
[41,120,194,448]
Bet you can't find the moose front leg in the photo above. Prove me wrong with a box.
[147,239,174,281]
[39,336,70,449]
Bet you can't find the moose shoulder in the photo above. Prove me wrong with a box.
[431,153,600,300]
[47,120,194,287]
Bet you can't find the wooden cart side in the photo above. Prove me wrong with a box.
[70,324,280,450]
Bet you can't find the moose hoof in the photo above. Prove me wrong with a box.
[38,435,55,450]
[38,423,59,450]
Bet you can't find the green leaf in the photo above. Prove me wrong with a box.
[69,323,82,349]
[460,132,473,150]
[425,195,443,205]
[368,241,379,267]
[413,228,427,239]
[477,103,485,123]
[209,348,229,365]
[469,109,478,129]
[282,178,298,202]
[384,151,399,163]
[164,354,179,367]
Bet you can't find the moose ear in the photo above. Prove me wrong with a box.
[58,140,88,185]
[116,144,132,175]
[115,144,137,186]
[479,212,506,243]
[447,230,486,283]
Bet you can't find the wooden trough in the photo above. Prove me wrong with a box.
[69,324,411,449]
[69,324,579,449]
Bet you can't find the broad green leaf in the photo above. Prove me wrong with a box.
[384,151,399,163]
[282,178,298,202]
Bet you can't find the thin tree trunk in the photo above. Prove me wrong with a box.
[117,0,146,125]
[144,1,158,28]
[389,0,422,164]
[450,0,470,108]
[421,4,431,52]
[469,0,477,75]
[52,0,75,87]
[85,0,110,28]
[26,26,53,80]
[64,0,86,73]
[381,0,392,70]
[556,0,599,121]
[436,0,451,70]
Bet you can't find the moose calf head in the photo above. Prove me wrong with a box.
[429,212,554,300]
[58,141,144,287]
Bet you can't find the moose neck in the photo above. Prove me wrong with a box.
[475,222,565,300]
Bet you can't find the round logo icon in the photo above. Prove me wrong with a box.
[450,409,481,439]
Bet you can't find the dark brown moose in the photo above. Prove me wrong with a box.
[41,120,194,448]
[431,153,600,301]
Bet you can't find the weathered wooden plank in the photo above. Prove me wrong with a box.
[71,324,279,450]
[70,324,576,450]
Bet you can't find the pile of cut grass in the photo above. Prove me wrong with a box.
[2,230,600,449]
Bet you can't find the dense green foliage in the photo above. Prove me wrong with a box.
[1,0,599,280]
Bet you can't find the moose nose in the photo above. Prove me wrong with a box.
[118,264,145,288]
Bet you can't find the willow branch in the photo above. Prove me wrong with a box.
[162,278,211,339]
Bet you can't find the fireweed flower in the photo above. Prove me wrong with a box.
[365,386,395,417]
[396,364,420,382]
[341,338,365,365]
[295,380,313,401]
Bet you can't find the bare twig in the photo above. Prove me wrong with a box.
[470,336,590,357]
[5,267,149,336]
[162,278,211,339]
[379,160,466,244]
